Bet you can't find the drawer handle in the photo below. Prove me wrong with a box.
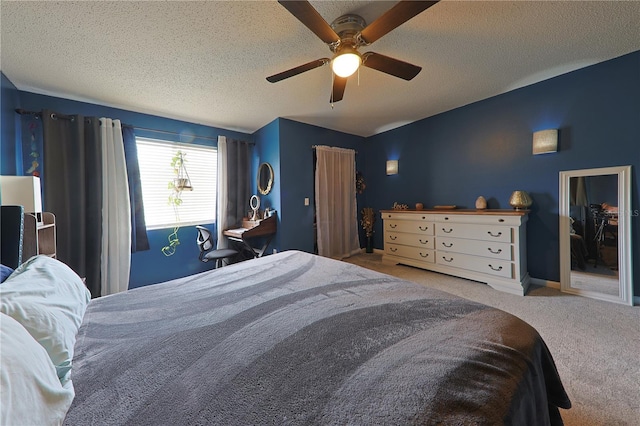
[442,242,453,248]
[498,219,505,223]
[488,248,502,254]
[442,228,453,233]
[488,264,503,271]
[419,252,429,258]
[419,239,429,245]
[487,231,502,237]
[422,216,426,220]
[419,225,429,231]
[444,217,449,221]
[389,235,397,240]
[390,224,397,229]
[442,256,453,263]
[389,247,398,252]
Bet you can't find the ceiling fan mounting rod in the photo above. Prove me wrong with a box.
[329,14,367,53]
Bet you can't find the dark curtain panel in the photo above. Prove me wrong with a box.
[122,125,150,252]
[42,110,102,297]
[225,139,251,226]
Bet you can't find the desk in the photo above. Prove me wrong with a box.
[223,215,277,258]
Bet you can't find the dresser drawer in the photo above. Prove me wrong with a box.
[437,236,513,260]
[386,244,435,263]
[436,252,513,279]
[385,220,434,235]
[435,214,523,226]
[382,212,435,222]
[436,222,512,243]
[385,232,434,249]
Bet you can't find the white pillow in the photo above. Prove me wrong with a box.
[0,313,74,425]
[0,255,91,385]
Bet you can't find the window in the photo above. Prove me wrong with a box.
[136,137,217,229]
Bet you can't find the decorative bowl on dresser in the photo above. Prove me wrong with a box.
[381,209,530,295]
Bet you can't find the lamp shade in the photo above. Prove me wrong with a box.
[386,160,399,175]
[331,48,361,78]
[0,176,43,214]
[509,190,532,210]
[532,129,558,155]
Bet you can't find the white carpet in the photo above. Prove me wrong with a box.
[344,253,640,425]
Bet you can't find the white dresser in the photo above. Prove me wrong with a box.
[381,210,530,295]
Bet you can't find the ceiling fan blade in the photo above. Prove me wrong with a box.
[278,1,340,45]
[362,52,421,81]
[266,58,329,83]
[331,76,348,103]
[359,1,439,44]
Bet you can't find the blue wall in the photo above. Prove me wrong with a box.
[252,118,282,253]
[363,51,639,292]
[251,118,366,254]
[3,51,638,294]
[9,90,254,288]
[278,118,365,253]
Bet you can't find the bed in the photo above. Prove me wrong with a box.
[1,250,571,425]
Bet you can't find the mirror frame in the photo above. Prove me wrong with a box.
[257,162,274,195]
[559,165,633,305]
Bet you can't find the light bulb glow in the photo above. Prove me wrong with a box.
[331,52,361,78]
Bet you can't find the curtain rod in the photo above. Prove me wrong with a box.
[312,145,357,154]
[16,109,252,144]
[15,108,75,121]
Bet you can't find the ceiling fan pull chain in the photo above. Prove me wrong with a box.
[330,71,334,108]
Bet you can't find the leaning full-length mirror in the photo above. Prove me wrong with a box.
[559,165,633,305]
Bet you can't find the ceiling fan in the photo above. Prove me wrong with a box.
[266,0,439,103]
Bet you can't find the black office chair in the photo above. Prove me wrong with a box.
[1,205,25,269]
[196,226,238,268]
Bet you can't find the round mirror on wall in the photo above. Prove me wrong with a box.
[258,162,274,195]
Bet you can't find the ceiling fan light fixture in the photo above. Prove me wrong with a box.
[331,49,361,78]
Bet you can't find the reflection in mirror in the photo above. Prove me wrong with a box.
[257,162,274,195]
[559,166,632,305]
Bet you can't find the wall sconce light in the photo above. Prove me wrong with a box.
[0,175,43,224]
[386,160,399,175]
[532,129,558,155]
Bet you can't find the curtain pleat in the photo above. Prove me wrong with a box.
[571,176,589,207]
[122,125,150,252]
[42,110,102,297]
[216,136,251,249]
[100,118,131,295]
[314,146,360,259]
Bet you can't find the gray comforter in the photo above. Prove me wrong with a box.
[65,250,570,425]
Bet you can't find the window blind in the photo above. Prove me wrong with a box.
[136,137,217,229]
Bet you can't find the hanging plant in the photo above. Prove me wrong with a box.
[162,151,192,256]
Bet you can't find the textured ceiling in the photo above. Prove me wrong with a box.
[1,1,639,137]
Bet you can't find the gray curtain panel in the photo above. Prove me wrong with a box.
[226,139,251,224]
[42,110,102,297]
